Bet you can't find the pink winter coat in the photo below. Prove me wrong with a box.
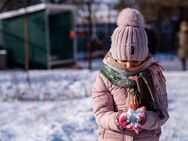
[92,64,169,141]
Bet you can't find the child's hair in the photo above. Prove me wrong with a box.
[110,8,149,61]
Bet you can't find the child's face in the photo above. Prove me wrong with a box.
[116,60,142,68]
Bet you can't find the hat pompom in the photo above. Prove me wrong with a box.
[117,8,145,27]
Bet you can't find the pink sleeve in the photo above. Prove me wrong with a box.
[141,65,169,130]
[141,101,169,130]
[92,73,120,131]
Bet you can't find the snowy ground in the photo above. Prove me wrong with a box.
[0,54,188,141]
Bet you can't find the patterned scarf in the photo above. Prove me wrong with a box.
[101,52,155,89]
[100,52,156,111]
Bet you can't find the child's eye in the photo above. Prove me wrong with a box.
[131,61,142,66]
[132,61,139,63]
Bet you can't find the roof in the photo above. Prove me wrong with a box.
[0,3,76,20]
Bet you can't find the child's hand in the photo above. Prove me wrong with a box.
[116,107,147,134]
[134,106,147,133]
[118,112,131,128]
[135,106,147,126]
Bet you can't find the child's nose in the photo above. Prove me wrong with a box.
[126,62,132,67]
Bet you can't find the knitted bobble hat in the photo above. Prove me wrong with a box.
[110,8,149,61]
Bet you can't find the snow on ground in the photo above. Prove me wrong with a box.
[0,54,188,141]
[0,69,98,101]
[162,71,188,141]
[0,98,97,141]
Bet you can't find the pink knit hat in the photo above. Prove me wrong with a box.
[110,8,149,61]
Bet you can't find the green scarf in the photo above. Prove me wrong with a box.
[100,64,137,90]
[100,54,164,119]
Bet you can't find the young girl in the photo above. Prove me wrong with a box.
[92,8,169,141]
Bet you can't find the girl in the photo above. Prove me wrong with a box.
[92,8,169,141]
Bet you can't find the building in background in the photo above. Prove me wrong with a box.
[0,0,188,69]
[0,3,76,69]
